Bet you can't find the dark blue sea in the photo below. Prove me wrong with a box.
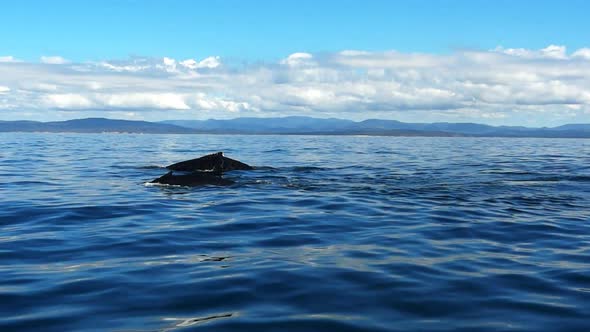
[1,133,589,331]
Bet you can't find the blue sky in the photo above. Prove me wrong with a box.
[2,0,588,61]
[1,0,589,125]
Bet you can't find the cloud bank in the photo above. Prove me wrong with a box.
[40,56,70,65]
[1,45,589,125]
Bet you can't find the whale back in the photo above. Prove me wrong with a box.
[150,171,234,186]
[166,152,253,172]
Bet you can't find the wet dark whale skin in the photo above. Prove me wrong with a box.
[150,171,234,186]
[166,152,253,173]
[151,152,251,187]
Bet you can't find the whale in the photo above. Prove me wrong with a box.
[150,152,251,187]
[166,152,253,173]
[150,171,235,186]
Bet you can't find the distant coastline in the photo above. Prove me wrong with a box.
[1,117,590,138]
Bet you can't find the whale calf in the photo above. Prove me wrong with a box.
[150,152,251,187]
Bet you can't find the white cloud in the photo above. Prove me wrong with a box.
[495,47,533,58]
[339,50,371,56]
[1,46,590,125]
[334,50,444,68]
[494,45,571,60]
[572,48,590,59]
[86,81,103,90]
[18,82,58,92]
[179,59,198,69]
[100,92,190,110]
[187,93,254,112]
[0,86,10,94]
[196,56,221,69]
[541,45,567,59]
[163,57,175,66]
[99,60,149,72]
[162,57,177,72]
[96,56,221,74]
[179,56,221,69]
[0,56,19,63]
[40,56,70,64]
[41,92,191,110]
[43,93,94,109]
[281,52,314,66]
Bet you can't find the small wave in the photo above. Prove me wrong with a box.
[481,169,535,175]
[503,180,556,186]
[8,180,55,186]
[110,164,166,170]
[144,181,239,189]
[568,175,590,182]
[144,182,181,188]
[243,179,273,185]
[137,165,166,169]
[251,166,276,171]
[504,175,590,184]
[290,166,328,172]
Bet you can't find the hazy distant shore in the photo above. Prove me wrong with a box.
[2,117,590,138]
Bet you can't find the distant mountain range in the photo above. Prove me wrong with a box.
[0,118,195,134]
[1,117,590,138]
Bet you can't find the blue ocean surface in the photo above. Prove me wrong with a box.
[1,133,589,332]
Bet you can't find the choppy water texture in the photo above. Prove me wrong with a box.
[1,133,590,332]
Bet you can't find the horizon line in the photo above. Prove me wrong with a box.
[3,116,589,129]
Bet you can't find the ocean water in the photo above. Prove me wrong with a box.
[1,133,589,332]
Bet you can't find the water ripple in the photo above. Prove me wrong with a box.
[1,134,590,331]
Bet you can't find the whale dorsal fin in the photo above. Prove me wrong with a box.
[166,151,252,172]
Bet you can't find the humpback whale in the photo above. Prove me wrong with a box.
[166,152,253,173]
[150,152,252,187]
[151,171,235,186]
